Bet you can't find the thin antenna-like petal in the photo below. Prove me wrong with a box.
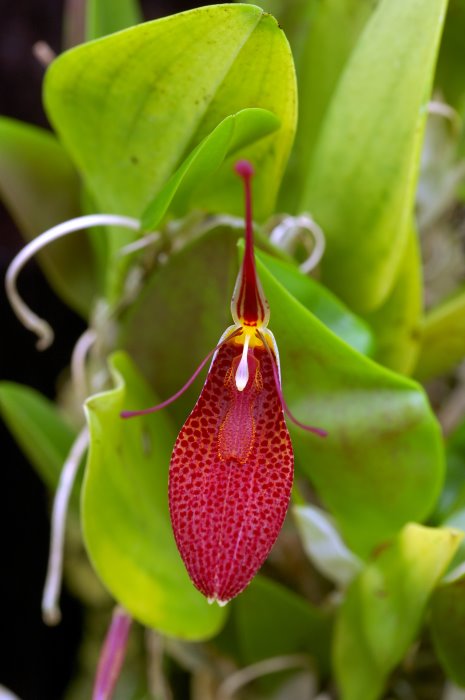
[42,426,89,625]
[257,331,327,438]
[121,328,241,418]
[5,214,140,349]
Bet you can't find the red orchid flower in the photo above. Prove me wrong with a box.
[122,160,326,605]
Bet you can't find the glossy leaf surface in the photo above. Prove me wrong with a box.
[44,4,296,294]
[82,352,226,639]
[86,0,142,40]
[435,422,465,523]
[300,0,448,312]
[122,227,444,556]
[0,117,95,316]
[256,257,445,556]
[335,524,462,700]
[254,249,374,356]
[234,575,332,675]
[0,382,78,501]
[415,288,465,380]
[365,226,423,375]
[141,108,280,231]
[284,0,376,212]
[430,572,465,687]
[121,225,375,427]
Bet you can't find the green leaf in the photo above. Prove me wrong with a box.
[122,226,444,556]
[334,523,462,700]
[300,0,448,313]
[255,255,444,557]
[293,505,362,589]
[255,249,375,356]
[120,224,372,428]
[364,226,422,375]
[243,0,315,69]
[234,576,332,675]
[430,571,465,687]
[82,351,226,639]
[435,0,465,111]
[120,226,240,424]
[414,288,465,380]
[86,0,142,40]
[433,420,465,523]
[141,108,280,231]
[283,0,376,212]
[44,4,296,296]
[0,382,77,495]
[0,117,95,316]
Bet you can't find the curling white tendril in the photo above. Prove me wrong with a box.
[5,214,141,350]
[42,426,89,625]
[270,214,326,274]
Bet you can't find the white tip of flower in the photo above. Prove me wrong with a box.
[207,596,229,607]
[235,333,251,391]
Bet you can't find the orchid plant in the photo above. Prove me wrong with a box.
[3,0,465,699]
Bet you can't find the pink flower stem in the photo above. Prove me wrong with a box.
[92,606,133,700]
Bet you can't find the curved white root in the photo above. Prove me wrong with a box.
[5,214,140,350]
[270,214,326,274]
[71,328,98,403]
[217,653,313,700]
[42,426,89,625]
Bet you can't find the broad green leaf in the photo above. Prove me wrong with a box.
[255,249,375,356]
[430,571,465,687]
[141,108,280,231]
[235,576,332,675]
[334,524,462,700]
[120,226,240,424]
[121,225,373,426]
[300,0,448,313]
[433,420,465,523]
[364,226,422,375]
[414,288,465,380]
[82,351,226,639]
[0,117,95,316]
[122,226,444,555]
[44,4,296,296]
[293,505,362,589]
[0,382,77,496]
[256,256,445,556]
[283,0,376,212]
[435,0,465,111]
[86,0,142,40]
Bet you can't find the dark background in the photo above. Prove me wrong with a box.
[0,2,216,698]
